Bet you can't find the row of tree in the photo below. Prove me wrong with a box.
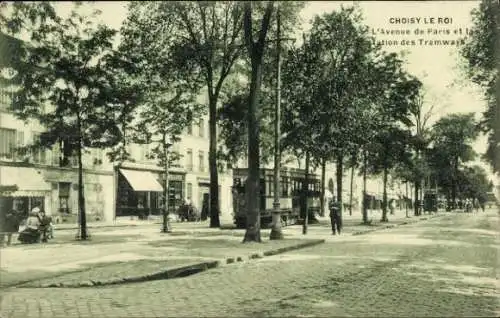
[0,1,495,242]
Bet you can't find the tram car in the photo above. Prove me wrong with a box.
[232,167,321,229]
[423,190,438,212]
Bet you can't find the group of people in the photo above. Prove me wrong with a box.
[0,206,54,246]
[462,198,484,213]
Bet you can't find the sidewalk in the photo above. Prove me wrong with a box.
[53,214,236,231]
[0,225,325,288]
[0,209,444,288]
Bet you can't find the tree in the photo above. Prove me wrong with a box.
[365,53,421,222]
[461,0,500,174]
[133,92,202,233]
[2,3,134,240]
[242,1,274,243]
[217,2,305,168]
[122,1,245,228]
[431,113,479,207]
[217,87,275,166]
[366,128,412,222]
[281,32,323,232]
[457,165,491,206]
[405,91,434,216]
[119,7,203,232]
[282,6,393,228]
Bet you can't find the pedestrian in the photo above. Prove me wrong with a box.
[200,194,209,221]
[18,207,42,244]
[0,208,20,247]
[389,199,396,215]
[38,210,53,242]
[328,197,342,235]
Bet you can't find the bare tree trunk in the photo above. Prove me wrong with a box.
[421,176,426,214]
[349,165,354,216]
[208,95,221,228]
[242,1,273,243]
[244,57,263,242]
[362,149,368,224]
[451,156,458,210]
[320,158,326,217]
[381,165,389,222]
[76,113,88,240]
[336,154,344,229]
[414,180,420,216]
[302,151,310,235]
[405,181,409,218]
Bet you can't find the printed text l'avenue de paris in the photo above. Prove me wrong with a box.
[372,16,473,47]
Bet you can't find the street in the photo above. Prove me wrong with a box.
[1,210,498,317]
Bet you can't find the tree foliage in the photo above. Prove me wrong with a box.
[428,112,479,205]
[1,3,137,239]
[461,0,500,174]
[457,165,492,204]
[122,1,248,228]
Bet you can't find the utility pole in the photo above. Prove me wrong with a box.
[161,136,172,233]
[270,5,283,240]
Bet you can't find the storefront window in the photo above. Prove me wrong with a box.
[0,128,16,159]
[59,182,71,214]
[186,182,192,201]
[168,180,183,211]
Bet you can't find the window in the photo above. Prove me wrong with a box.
[198,151,205,172]
[186,149,193,171]
[94,148,103,165]
[31,132,47,164]
[138,143,149,162]
[198,119,205,138]
[267,175,274,196]
[171,144,181,168]
[0,86,12,111]
[52,145,61,166]
[59,182,71,214]
[0,128,17,159]
[186,182,192,201]
[281,176,289,197]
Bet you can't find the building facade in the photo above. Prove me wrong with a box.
[0,79,235,223]
[113,114,235,221]
[1,32,405,225]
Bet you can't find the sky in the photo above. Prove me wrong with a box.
[14,1,498,183]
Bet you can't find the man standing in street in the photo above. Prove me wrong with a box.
[329,197,342,235]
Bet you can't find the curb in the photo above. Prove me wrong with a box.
[351,213,445,236]
[55,224,147,231]
[32,239,325,288]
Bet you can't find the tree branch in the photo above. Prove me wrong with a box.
[243,1,253,56]
[256,1,274,53]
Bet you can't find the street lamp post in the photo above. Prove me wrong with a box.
[270,6,283,240]
[76,86,89,240]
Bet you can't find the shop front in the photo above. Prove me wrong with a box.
[116,168,164,218]
[0,166,51,218]
[159,173,185,215]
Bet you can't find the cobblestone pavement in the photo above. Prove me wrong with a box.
[1,210,497,317]
[0,208,416,274]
